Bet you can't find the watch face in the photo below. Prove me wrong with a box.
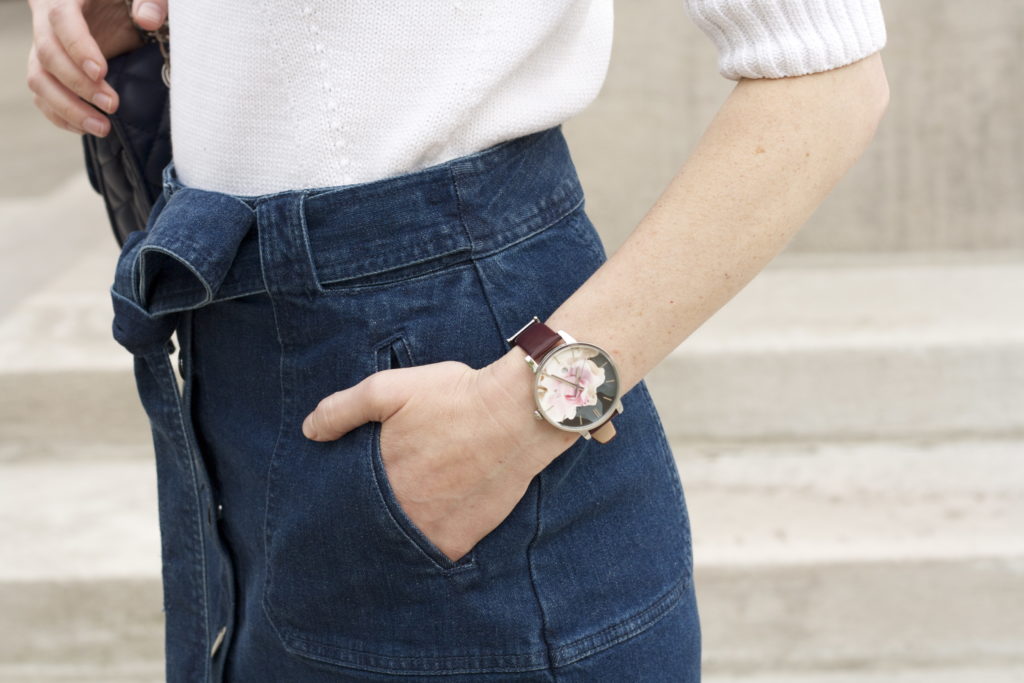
[534,342,621,431]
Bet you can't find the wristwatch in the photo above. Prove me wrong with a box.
[506,316,624,443]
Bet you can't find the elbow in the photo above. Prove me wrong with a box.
[866,55,890,128]
[813,51,890,158]
[851,52,890,146]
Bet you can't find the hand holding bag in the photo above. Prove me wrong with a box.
[81,22,170,247]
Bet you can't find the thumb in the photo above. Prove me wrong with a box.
[302,370,410,442]
[131,0,168,32]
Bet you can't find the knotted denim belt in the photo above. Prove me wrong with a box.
[110,188,256,357]
[111,132,583,357]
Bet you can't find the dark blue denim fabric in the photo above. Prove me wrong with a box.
[110,125,700,681]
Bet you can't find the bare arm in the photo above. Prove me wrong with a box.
[308,52,890,563]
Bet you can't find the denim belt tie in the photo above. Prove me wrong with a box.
[110,188,256,357]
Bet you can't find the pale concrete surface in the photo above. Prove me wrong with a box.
[0,181,126,372]
[0,668,163,683]
[0,578,164,683]
[698,558,1024,673]
[0,164,114,320]
[682,437,1024,566]
[646,256,1024,442]
[706,668,1024,683]
[0,461,159,581]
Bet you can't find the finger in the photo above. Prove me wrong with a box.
[32,30,118,114]
[302,370,412,442]
[46,4,107,82]
[131,0,167,32]
[27,61,109,136]
[34,95,85,134]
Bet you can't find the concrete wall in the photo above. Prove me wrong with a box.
[563,0,1024,255]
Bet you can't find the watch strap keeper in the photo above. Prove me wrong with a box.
[506,316,563,362]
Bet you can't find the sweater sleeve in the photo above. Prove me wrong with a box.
[684,0,887,80]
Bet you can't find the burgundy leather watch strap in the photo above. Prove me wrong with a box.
[509,317,563,360]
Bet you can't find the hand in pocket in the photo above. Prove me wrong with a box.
[302,356,579,562]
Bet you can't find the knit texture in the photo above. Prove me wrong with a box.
[168,1,613,195]
[685,0,887,80]
[168,0,886,196]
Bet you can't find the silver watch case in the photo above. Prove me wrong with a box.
[523,330,624,439]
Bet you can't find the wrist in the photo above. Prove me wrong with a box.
[479,346,580,476]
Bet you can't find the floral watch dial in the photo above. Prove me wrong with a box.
[533,342,621,431]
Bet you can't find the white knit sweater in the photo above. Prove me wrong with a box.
[168,1,887,196]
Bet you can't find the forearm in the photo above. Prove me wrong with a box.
[487,53,889,448]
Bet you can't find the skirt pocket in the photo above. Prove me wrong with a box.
[366,333,480,572]
[259,262,552,675]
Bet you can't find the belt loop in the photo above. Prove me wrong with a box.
[256,191,324,298]
[161,160,176,200]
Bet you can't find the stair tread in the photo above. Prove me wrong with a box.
[679,436,1024,565]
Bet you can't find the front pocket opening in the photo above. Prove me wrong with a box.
[371,335,479,573]
[389,342,402,373]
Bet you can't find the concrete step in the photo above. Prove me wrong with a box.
[704,666,1024,683]
[1,438,1021,677]
[646,255,1024,442]
[678,436,1024,675]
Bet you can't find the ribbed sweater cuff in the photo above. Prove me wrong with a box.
[685,0,888,80]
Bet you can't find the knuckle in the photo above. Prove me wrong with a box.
[363,372,388,406]
[64,34,85,58]
[314,394,339,423]
[56,99,78,122]
[45,5,68,30]
[67,71,91,97]
[65,102,97,131]
[34,38,53,64]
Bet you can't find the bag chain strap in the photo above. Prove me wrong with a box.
[123,0,171,86]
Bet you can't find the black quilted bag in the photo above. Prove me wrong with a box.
[81,40,171,247]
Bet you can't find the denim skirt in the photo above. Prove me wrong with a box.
[110,125,700,681]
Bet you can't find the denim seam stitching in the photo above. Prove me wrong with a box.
[528,471,557,675]
[179,311,239,675]
[294,191,325,294]
[637,381,695,574]
[257,222,298,652]
[150,349,212,680]
[136,245,215,309]
[280,632,550,675]
[471,193,585,261]
[318,250,473,293]
[449,163,477,253]
[271,571,693,675]
[550,570,692,668]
